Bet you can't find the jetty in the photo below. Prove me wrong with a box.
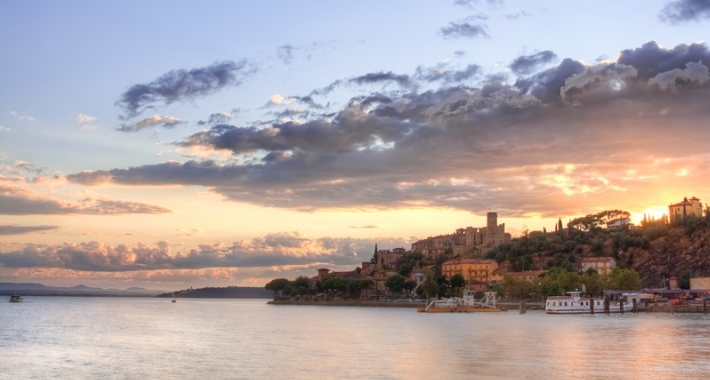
[418,290,500,313]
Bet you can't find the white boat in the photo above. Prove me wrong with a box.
[545,291,633,314]
[9,294,23,303]
[171,293,176,303]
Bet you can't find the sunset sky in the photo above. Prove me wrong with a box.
[2,0,710,290]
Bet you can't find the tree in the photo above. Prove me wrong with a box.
[370,244,378,264]
[385,274,406,295]
[294,276,310,289]
[265,278,290,299]
[450,273,466,292]
[420,273,439,299]
[403,280,417,295]
[605,268,642,290]
[501,275,536,300]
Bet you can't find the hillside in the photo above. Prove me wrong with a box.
[481,218,710,288]
[158,286,273,299]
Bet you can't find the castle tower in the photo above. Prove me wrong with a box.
[486,212,497,244]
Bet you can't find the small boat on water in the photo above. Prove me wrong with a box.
[9,294,23,303]
[171,293,176,303]
[545,291,633,314]
[418,290,500,313]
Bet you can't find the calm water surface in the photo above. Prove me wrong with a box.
[1,297,710,379]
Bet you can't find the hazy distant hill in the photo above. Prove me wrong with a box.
[0,282,162,297]
[159,286,272,299]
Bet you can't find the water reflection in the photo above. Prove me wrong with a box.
[1,298,710,379]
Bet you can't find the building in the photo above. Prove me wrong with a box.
[581,257,616,274]
[668,197,703,223]
[441,258,498,288]
[607,217,633,231]
[411,212,512,257]
[377,247,407,270]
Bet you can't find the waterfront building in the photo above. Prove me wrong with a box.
[580,257,616,274]
[668,196,703,223]
[441,258,498,287]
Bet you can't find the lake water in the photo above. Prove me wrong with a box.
[2,297,710,379]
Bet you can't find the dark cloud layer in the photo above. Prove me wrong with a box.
[0,234,409,272]
[70,41,710,218]
[0,225,58,235]
[660,0,710,23]
[116,61,256,118]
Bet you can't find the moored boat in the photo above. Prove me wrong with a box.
[545,291,633,314]
[9,294,23,303]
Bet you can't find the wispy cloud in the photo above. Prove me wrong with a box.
[0,225,59,235]
[0,183,172,215]
[439,21,490,39]
[115,60,257,118]
[116,114,185,133]
[0,126,10,132]
[75,113,96,123]
[197,112,232,126]
[277,44,295,64]
[660,0,710,24]
[509,50,557,75]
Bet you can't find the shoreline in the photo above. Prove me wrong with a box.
[267,299,546,310]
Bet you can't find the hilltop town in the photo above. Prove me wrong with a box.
[266,197,710,302]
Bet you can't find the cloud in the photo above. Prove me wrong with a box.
[509,51,558,75]
[506,10,531,20]
[660,0,710,23]
[454,0,503,9]
[439,21,490,39]
[75,113,96,123]
[277,44,295,64]
[0,233,410,272]
[616,41,710,80]
[11,111,34,121]
[116,60,257,118]
[0,225,59,235]
[67,41,710,218]
[350,71,412,87]
[0,183,172,215]
[197,112,232,126]
[116,114,185,132]
[415,63,481,83]
[648,61,710,90]
[0,126,10,132]
[267,94,324,109]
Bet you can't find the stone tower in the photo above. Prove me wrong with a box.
[486,212,497,243]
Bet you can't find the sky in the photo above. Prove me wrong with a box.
[2,0,710,290]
